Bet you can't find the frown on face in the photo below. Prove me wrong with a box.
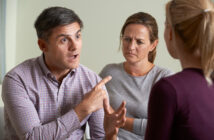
[122,24,156,64]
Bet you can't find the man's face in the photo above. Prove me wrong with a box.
[40,22,82,72]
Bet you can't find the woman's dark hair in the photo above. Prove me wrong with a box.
[34,6,83,40]
[120,12,158,63]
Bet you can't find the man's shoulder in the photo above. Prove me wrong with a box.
[6,57,39,77]
[102,63,121,71]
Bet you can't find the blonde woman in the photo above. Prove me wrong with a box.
[145,0,214,140]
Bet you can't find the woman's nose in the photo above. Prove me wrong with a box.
[128,40,136,50]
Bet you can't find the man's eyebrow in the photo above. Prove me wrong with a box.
[56,29,81,39]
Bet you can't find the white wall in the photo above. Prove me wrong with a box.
[5,0,17,72]
[0,85,2,107]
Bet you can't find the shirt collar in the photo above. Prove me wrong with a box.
[38,54,76,78]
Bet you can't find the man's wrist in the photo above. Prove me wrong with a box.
[74,102,91,122]
[105,134,118,140]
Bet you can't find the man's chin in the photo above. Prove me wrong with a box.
[68,63,80,70]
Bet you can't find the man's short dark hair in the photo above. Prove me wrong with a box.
[34,6,83,40]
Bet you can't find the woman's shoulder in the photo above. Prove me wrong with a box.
[103,63,122,70]
[100,63,123,77]
[152,65,174,77]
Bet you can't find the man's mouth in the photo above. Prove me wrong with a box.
[68,54,78,60]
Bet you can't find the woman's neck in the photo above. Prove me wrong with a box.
[179,52,202,70]
[173,33,202,70]
[123,61,154,76]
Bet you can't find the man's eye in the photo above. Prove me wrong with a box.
[61,38,68,43]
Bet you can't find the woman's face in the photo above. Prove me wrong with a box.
[122,24,156,64]
[164,19,178,59]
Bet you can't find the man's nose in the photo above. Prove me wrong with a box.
[68,39,78,51]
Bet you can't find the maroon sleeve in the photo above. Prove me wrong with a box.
[145,79,177,140]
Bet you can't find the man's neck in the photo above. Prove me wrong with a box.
[52,69,71,83]
[44,56,71,83]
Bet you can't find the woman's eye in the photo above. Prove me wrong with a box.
[137,40,143,45]
[124,37,131,42]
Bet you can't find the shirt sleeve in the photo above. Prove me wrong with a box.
[145,79,177,140]
[88,108,105,140]
[2,75,81,139]
[84,74,106,140]
[133,118,147,136]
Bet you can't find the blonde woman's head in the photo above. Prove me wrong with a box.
[166,0,214,84]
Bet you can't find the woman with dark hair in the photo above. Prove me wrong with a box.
[100,12,173,140]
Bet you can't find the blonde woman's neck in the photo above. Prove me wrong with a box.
[175,40,201,70]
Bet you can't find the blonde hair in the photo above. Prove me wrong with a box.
[166,0,214,84]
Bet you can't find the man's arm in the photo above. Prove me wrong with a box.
[87,109,105,140]
[2,75,81,139]
[3,75,112,139]
[104,99,126,140]
[74,76,112,140]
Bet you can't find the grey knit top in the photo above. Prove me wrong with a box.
[100,63,173,140]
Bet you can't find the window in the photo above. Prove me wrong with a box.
[0,0,6,83]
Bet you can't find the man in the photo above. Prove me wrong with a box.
[2,6,125,140]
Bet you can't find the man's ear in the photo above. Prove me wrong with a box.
[150,39,158,51]
[38,39,48,52]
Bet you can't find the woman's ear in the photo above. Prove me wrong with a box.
[38,39,48,52]
[150,39,158,51]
